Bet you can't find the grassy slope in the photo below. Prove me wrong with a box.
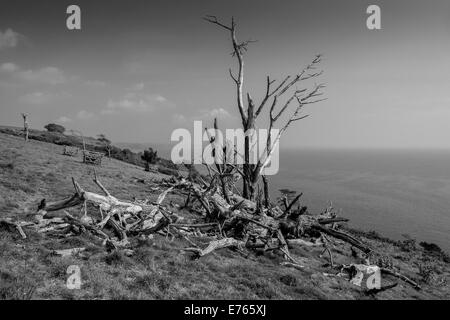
[0,125,106,146]
[0,132,449,300]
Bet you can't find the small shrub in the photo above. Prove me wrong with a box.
[0,162,14,170]
[141,148,158,171]
[97,134,111,145]
[420,241,442,254]
[103,250,133,266]
[400,234,416,252]
[279,274,297,287]
[157,166,180,177]
[44,123,66,134]
[0,271,36,300]
[418,263,447,286]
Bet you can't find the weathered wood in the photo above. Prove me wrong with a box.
[41,177,143,217]
[38,223,70,233]
[288,238,323,247]
[0,219,28,239]
[184,237,244,258]
[380,268,421,290]
[318,217,349,225]
[281,261,305,270]
[21,113,29,142]
[311,225,372,254]
[54,247,86,257]
[64,212,109,239]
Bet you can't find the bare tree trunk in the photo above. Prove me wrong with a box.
[262,175,270,207]
[21,113,29,142]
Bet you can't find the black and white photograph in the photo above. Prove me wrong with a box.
[0,0,449,305]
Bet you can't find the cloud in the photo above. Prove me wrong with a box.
[172,113,187,124]
[18,91,71,105]
[203,108,231,119]
[0,62,18,72]
[18,67,67,85]
[102,83,173,114]
[173,108,232,124]
[104,96,155,114]
[0,29,21,50]
[55,111,93,123]
[77,110,95,120]
[85,80,107,87]
[19,92,57,105]
[129,82,145,91]
[56,116,72,124]
[0,63,67,85]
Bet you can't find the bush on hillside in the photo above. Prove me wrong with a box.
[44,123,65,134]
[97,134,111,145]
[141,148,158,171]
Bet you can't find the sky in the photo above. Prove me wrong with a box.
[0,0,449,149]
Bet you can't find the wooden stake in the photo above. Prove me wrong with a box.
[21,113,29,142]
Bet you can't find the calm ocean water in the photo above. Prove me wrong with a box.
[270,149,450,252]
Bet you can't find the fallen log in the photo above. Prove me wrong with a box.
[281,261,306,270]
[183,237,244,258]
[287,238,323,247]
[318,217,349,225]
[380,267,421,290]
[311,225,372,254]
[38,223,70,233]
[0,219,27,239]
[39,176,143,217]
[54,247,86,257]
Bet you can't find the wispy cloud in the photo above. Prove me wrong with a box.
[172,113,187,124]
[202,107,231,119]
[0,63,68,85]
[172,107,232,124]
[19,91,70,105]
[55,116,72,124]
[0,29,21,50]
[85,80,107,87]
[76,110,95,120]
[102,83,173,114]
[128,82,145,91]
[0,62,18,72]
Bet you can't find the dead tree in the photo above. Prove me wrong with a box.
[105,144,112,159]
[21,113,29,142]
[204,16,326,200]
[70,130,86,153]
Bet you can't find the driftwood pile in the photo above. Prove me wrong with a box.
[3,170,421,293]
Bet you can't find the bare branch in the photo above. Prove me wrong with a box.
[205,15,247,125]
[203,15,233,31]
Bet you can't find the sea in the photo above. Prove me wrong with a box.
[270,149,450,252]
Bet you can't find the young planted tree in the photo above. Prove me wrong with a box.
[141,148,158,172]
[204,16,326,201]
[21,113,29,142]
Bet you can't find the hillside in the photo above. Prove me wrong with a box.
[0,132,449,300]
[0,126,182,175]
